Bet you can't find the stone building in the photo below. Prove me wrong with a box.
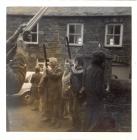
[7,7,131,80]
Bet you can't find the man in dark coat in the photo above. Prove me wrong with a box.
[6,24,28,130]
[83,51,106,131]
[6,24,27,95]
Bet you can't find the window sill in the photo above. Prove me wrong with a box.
[104,45,123,48]
[69,43,83,47]
[24,41,39,45]
[112,62,130,67]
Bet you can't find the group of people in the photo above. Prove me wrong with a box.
[7,24,106,131]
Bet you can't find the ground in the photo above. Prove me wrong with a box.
[7,103,72,132]
[7,98,131,132]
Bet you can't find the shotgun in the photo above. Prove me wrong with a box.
[65,36,72,59]
[7,7,48,63]
[24,7,48,32]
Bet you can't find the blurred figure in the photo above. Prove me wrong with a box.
[6,24,27,95]
[83,51,106,131]
[61,59,73,118]
[39,57,63,128]
[6,23,29,130]
[69,57,85,131]
[30,66,42,111]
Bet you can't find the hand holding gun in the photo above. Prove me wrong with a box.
[6,24,27,63]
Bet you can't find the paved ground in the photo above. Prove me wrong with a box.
[7,98,131,132]
[7,103,72,132]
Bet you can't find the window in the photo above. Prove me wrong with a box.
[67,23,84,46]
[105,24,123,47]
[24,24,39,44]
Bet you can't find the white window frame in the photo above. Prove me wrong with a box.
[105,24,123,47]
[24,23,39,45]
[67,23,84,46]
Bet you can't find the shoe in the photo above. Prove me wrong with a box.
[50,119,56,126]
[54,122,61,129]
[41,117,50,122]
[67,127,80,132]
[31,108,38,111]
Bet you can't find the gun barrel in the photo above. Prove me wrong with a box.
[43,43,48,68]
[24,7,48,32]
[65,36,71,59]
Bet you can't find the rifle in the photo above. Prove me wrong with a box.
[42,43,49,109]
[65,36,71,59]
[43,43,48,69]
[7,7,48,63]
[24,7,48,32]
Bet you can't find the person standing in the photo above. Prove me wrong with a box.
[61,59,73,118]
[30,66,42,111]
[6,24,27,95]
[69,57,85,131]
[83,51,106,131]
[6,24,28,130]
[39,57,63,128]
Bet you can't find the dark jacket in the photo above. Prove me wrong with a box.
[6,24,27,95]
[6,52,26,95]
[39,65,63,102]
[85,64,105,106]
[31,72,42,88]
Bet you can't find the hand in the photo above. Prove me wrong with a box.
[79,86,85,94]
[17,23,27,33]
[47,66,52,72]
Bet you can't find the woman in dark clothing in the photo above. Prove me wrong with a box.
[83,51,106,131]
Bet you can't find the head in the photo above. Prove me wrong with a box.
[92,51,106,66]
[35,66,40,73]
[48,57,58,68]
[23,31,32,42]
[16,32,29,60]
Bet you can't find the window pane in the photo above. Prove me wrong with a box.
[107,35,114,45]
[75,25,81,34]
[69,35,75,43]
[69,25,75,34]
[31,25,37,32]
[107,25,114,34]
[23,33,32,42]
[114,35,120,45]
[32,34,37,42]
[75,35,82,44]
[115,25,121,34]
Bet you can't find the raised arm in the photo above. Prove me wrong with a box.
[6,24,26,48]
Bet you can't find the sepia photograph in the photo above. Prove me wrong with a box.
[6,6,131,132]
